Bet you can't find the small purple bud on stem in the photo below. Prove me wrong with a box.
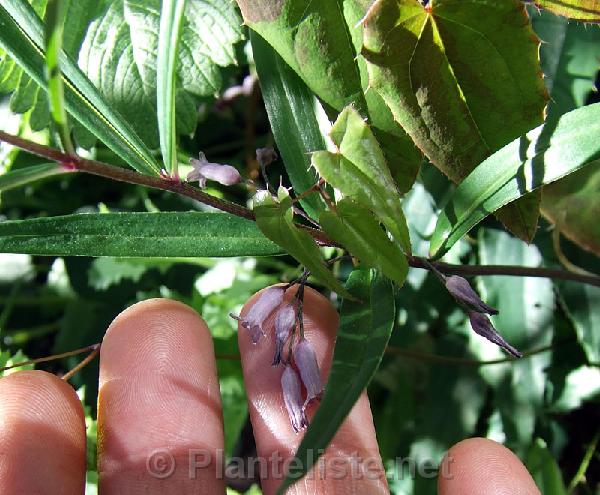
[468,311,522,358]
[294,337,324,410]
[187,152,242,188]
[272,304,296,366]
[230,287,284,344]
[281,365,308,433]
[445,276,498,315]
[256,147,278,168]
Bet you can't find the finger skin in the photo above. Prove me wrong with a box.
[0,370,86,494]
[238,285,388,495]
[438,438,541,495]
[98,299,225,494]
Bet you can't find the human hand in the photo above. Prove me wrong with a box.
[0,286,541,494]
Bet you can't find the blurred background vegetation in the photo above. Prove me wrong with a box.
[0,2,599,494]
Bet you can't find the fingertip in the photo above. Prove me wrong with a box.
[439,438,541,495]
[99,298,225,494]
[0,370,86,494]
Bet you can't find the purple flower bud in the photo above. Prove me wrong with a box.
[468,312,522,358]
[281,365,308,433]
[272,304,296,366]
[294,337,323,410]
[230,287,284,344]
[187,152,242,188]
[256,147,278,168]
[446,276,498,315]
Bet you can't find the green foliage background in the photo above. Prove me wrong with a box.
[0,1,599,494]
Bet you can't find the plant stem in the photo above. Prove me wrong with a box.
[567,427,600,494]
[2,130,600,288]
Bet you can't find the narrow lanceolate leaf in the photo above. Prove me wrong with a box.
[253,187,352,299]
[157,0,185,176]
[251,32,328,220]
[312,106,411,253]
[430,103,600,259]
[0,163,67,192]
[0,0,160,175]
[44,0,74,154]
[535,0,600,22]
[0,212,281,257]
[237,0,422,192]
[362,0,549,241]
[532,9,600,256]
[319,198,408,286]
[276,268,395,494]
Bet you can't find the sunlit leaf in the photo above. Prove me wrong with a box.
[535,0,600,22]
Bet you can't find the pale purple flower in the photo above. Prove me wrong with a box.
[294,337,323,410]
[468,311,522,358]
[230,287,284,344]
[281,365,308,432]
[187,152,242,188]
[446,276,498,315]
[272,304,296,366]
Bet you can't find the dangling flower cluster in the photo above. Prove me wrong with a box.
[230,283,324,432]
[426,260,523,358]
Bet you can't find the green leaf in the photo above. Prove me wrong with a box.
[253,187,352,298]
[558,282,600,364]
[430,103,600,259]
[532,10,600,256]
[0,0,160,175]
[0,212,282,257]
[156,0,185,176]
[277,268,395,494]
[251,31,328,219]
[79,0,243,148]
[478,230,554,455]
[44,0,74,153]
[238,0,421,192]
[525,439,567,495]
[0,162,67,192]
[534,0,600,22]
[311,107,411,253]
[320,198,408,286]
[362,0,548,240]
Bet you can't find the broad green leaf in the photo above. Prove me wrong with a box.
[312,106,411,253]
[0,162,66,192]
[79,0,243,148]
[478,230,554,455]
[156,0,185,176]
[0,212,281,257]
[430,103,600,259]
[251,31,328,219]
[44,0,74,153]
[237,0,422,192]
[525,439,567,495]
[535,0,600,22]
[362,0,548,240]
[253,187,352,298]
[532,10,600,255]
[319,198,408,285]
[277,268,395,494]
[558,282,600,364]
[0,0,160,175]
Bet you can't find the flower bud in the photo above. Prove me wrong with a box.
[231,287,284,344]
[446,276,498,315]
[187,152,242,188]
[468,311,522,358]
[281,365,308,432]
[256,147,278,167]
[272,304,296,366]
[294,337,323,409]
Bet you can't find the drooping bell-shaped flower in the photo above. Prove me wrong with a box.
[468,311,522,358]
[281,365,308,433]
[445,275,498,315]
[272,304,296,366]
[294,337,323,410]
[230,287,284,344]
[187,152,242,188]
